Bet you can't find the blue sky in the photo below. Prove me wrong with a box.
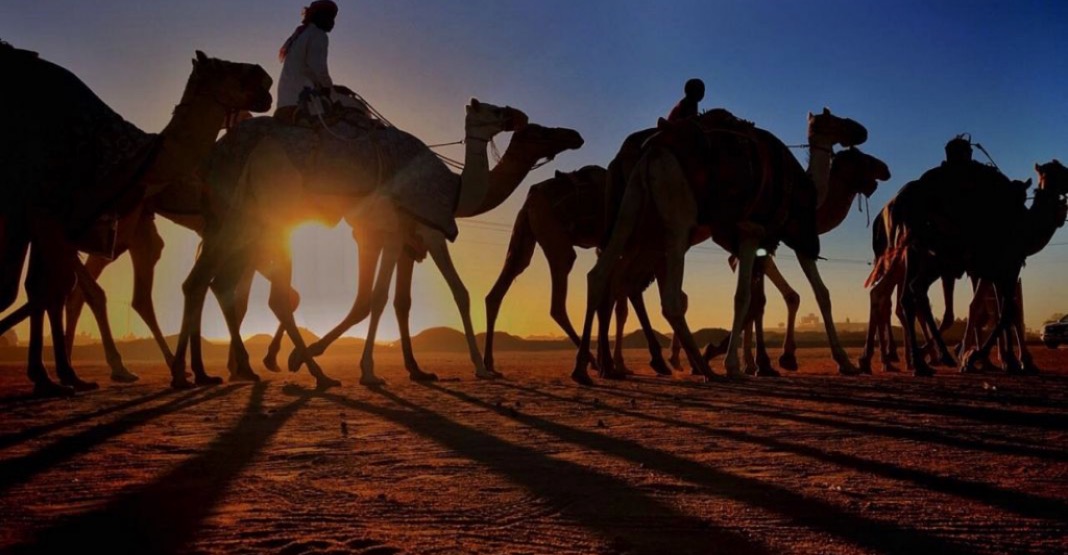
[2,1,1067,340]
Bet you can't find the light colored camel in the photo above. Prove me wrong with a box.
[573,109,869,384]
[284,123,585,380]
[889,161,1067,376]
[169,99,529,389]
[0,46,271,396]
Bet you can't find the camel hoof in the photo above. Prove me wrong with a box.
[570,369,594,386]
[475,368,503,380]
[613,362,636,376]
[1021,360,1042,375]
[195,374,224,387]
[885,350,901,363]
[409,369,439,382]
[778,353,799,371]
[170,376,196,390]
[33,379,75,398]
[230,369,261,383]
[882,363,900,374]
[263,356,283,373]
[668,357,683,371]
[59,375,100,392]
[316,375,343,389]
[837,362,861,377]
[754,367,780,378]
[650,358,673,376]
[725,367,746,380]
[857,358,873,375]
[601,370,628,381]
[913,364,936,377]
[110,368,140,383]
[287,349,304,373]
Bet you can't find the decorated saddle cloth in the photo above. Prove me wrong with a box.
[0,45,159,251]
[207,116,460,240]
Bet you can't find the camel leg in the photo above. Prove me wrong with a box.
[48,298,98,392]
[959,279,991,372]
[484,205,538,374]
[742,315,757,375]
[723,239,759,377]
[172,238,230,389]
[611,297,634,375]
[764,258,799,371]
[630,289,673,376]
[357,240,401,386]
[917,287,956,368]
[1015,280,1040,374]
[211,255,259,383]
[394,252,439,382]
[899,252,938,377]
[0,220,29,314]
[797,254,860,376]
[963,274,1021,374]
[938,275,956,333]
[425,230,497,379]
[221,267,261,373]
[128,219,177,368]
[27,305,73,397]
[72,262,138,383]
[63,255,109,358]
[594,293,622,378]
[292,230,380,372]
[262,243,340,390]
[750,263,778,377]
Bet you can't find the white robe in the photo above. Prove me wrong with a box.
[277,25,333,110]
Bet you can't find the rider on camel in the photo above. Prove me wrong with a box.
[276,0,338,124]
[667,78,705,122]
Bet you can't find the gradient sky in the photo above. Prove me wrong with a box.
[3,1,1067,343]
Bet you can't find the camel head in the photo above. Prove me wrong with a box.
[808,107,868,148]
[508,124,584,163]
[1036,160,1068,197]
[190,50,273,113]
[831,146,890,198]
[465,98,528,141]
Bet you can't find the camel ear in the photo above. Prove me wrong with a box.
[1036,163,1042,172]
[195,50,208,63]
[1024,178,1033,188]
[656,117,670,130]
[469,98,480,109]
[822,107,830,115]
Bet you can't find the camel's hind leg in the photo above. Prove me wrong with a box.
[358,239,401,386]
[392,252,439,382]
[723,238,759,378]
[630,288,673,376]
[484,205,538,374]
[72,261,137,382]
[424,229,497,379]
[764,258,800,371]
[611,297,633,375]
[212,255,260,383]
[750,262,778,377]
[797,254,860,376]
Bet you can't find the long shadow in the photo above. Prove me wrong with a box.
[309,387,768,555]
[627,376,1068,431]
[423,382,981,555]
[494,381,1068,523]
[9,383,313,555]
[587,382,1068,463]
[0,390,173,450]
[0,385,242,496]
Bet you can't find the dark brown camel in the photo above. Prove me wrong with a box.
[574,109,869,384]
[0,45,271,396]
[891,160,1068,376]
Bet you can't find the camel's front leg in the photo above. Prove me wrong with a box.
[425,230,497,379]
[394,251,438,381]
[723,239,759,377]
[127,215,175,367]
[750,262,778,377]
[764,258,800,371]
[263,244,339,390]
[291,229,380,372]
[611,297,633,375]
[797,254,860,375]
[659,236,712,379]
[64,255,110,358]
[212,254,259,383]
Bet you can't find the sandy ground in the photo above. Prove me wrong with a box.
[1,347,1066,555]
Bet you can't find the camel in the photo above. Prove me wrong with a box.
[284,122,585,380]
[668,142,890,375]
[887,160,1068,376]
[572,108,870,384]
[169,99,540,390]
[0,46,272,396]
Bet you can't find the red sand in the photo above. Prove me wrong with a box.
[1,347,1066,554]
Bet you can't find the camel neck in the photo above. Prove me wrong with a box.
[455,135,492,216]
[140,81,229,194]
[807,138,834,207]
[1024,189,1064,256]
[457,136,539,218]
[815,164,858,235]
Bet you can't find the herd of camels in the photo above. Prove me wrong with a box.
[2,43,1066,397]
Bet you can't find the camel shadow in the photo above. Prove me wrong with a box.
[0,389,173,450]
[628,376,1068,431]
[302,386,766,555]
[422,382,980,555]
[493,381,1068,524]
[0,385,242,497]
[7,382,310,555]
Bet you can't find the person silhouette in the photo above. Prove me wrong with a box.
[667,78,705,122]
[276,0,338,123]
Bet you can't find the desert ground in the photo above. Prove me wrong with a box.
[1,347,1066,555]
